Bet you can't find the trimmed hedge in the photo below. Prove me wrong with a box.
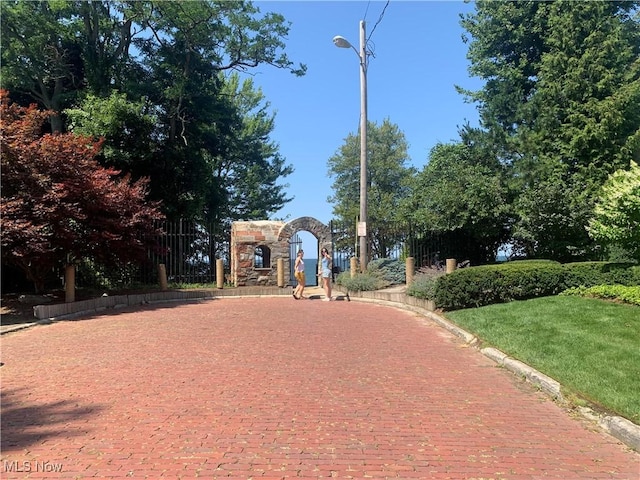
[562,262,640,288]
[433,261,565,310]
[426,260,639,311]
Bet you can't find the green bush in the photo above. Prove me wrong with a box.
[406,274,438,300]
[561,285,640,306]
[562,262,640,288]
[335,271,385,292]
[367,258,406,285]
[433,261,565,310]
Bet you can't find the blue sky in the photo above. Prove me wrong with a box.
[244,0,483,251]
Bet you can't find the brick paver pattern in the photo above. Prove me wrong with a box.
[1,298,638,479]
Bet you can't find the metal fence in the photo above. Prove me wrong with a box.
[150,219,229,284]
[76,220,229,290]
[330,220,465,272]
[75,218,472,290]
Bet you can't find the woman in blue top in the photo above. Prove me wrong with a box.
[320,248,332,301]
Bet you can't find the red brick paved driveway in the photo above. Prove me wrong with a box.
[1,298,638,479]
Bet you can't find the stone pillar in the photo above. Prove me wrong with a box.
[446,258,457,274]
[350,257,358,277]
[216,259,224,289]
[406,257,415,286]
[158,264,168,291]
[65,264,75,303]
[277,258,285,287]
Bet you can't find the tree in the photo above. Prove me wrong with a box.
[65,91,156,175]
[460,0,640,261]
[327,119,415,258]
[1,0,306,222]
[401,142,511,265]
[0,91,164,292]
[0,0,82,132]
[588,161,640,260]
[213,73,293,223]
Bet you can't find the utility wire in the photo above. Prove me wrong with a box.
[367,0,390,44]
[363,0,371,22]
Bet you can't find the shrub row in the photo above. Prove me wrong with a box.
[367,258,407,285]
[560,285,640,306]
[424,261,639,311]
[335,271,385,292]
[336,258,406,292]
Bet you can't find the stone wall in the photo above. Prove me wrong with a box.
[230,217,332,287]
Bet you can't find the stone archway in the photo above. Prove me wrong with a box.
[278,216,331,258]
[230,217,331,287]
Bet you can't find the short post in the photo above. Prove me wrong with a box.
[446,258,457,274]
[158,264,168,291]
[216,259,224,289]
[406,257,415,286]
[277,258,285,287]
[65,264,75,303]
[350,257,358,278]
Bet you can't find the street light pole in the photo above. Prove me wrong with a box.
[333,20,368,272]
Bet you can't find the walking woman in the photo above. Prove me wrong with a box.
[320,248,332,301]
[293,249,306,299]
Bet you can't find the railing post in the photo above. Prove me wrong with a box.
[406,257,415,286]
[350,257,358,277]
[216,259,224,289]
[277,258,285,287]
[65,264,75,303]
[446,258,457,274]
[158,264,168,291]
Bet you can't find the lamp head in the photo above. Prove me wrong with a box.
[333,35,352,49]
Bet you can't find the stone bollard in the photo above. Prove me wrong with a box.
[446,258,457,274]
[406,257,415,286]
[277,258,285,287]
[65,264,76,303]
[350,257,358,278]
[158,264,168,291]
[216,259,224,289]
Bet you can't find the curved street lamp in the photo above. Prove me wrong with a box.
[333,21,368,272]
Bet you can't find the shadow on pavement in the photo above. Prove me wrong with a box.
[1,387,104,451]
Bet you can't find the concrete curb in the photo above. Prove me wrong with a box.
[4,286,639,452]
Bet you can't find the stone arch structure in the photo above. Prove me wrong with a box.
[230,217,331,287]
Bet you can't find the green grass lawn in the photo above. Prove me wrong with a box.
[444,296,640,424]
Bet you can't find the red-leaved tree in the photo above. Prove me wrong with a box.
[1,90,165,292]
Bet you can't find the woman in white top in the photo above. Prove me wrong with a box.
[293,249,306,299]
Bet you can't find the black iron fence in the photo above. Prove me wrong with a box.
[150,219,229,284]
[330,220,470,272]
[76,220,229,290]
[74,218,474,290]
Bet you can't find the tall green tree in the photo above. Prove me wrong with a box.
[213,73,293,223]
[460,0,640,261]
[65,91,156,174]
[327,119,415,258]
[2,0,305,223]
[0,0,82,132]
[401,142,511,265]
